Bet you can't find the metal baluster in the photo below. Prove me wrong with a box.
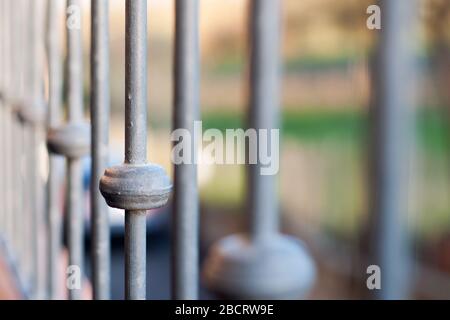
[3,0,13,264]
[0,0,4,243]
[13,0,26,287]
[172,0,200,300]
[8,0,27,293]
[90,0,111,300]
[0,0,8,253]
[46,0,65,300]
[203,0,316,299]
[369,0,417,300]
[18,0,48,299]
[99,0,172,300]
[11,1,32,294]
[18,2,33,290]
[48,0,90,300]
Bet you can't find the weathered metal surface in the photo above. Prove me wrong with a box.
[90,0,111,300]
[172,0,200,300]
[65,0,88,300]
[99,0,172,300]
[100,164,171,210]
[46,0,64,300]
[369,0,417,300]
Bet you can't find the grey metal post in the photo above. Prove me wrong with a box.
[90,0,111,300]
[3,0,13,256]
[369,0,417,300]
[247,0,280,241]
[123,0,148,300]
[47,0,90,300]
[46,0,64,300]
[15,0,46,299]
[66,0,86,300]
[0,1,3,242]
[12,0,26,282]
[32,0,47,300]
[99,0,172,300]
[202,0,316,299]
[172,0,200,300]
[0,0,5,241]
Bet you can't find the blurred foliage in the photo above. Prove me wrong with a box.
[201,109,449,152]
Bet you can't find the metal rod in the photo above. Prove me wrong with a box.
[0,0,4,240]
[13,0,26,285]
[90,0,111,300]
[30,0,47,299]
[172,0,200,300]
[46,0,64,300]
[0,0,9,245]
[369,0,416,300]
[67,159,84,300]
[4,0,13,257]
[202,0,315,299]
[66,0,85,300]
[248,0,280,242]
[47,0,90,300]
[124,0,148,300]
[125,212,147,299]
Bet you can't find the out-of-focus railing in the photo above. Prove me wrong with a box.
[0,0,419,301]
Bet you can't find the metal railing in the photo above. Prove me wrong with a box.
[0,0,418,300]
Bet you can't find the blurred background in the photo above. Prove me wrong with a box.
[74,0,450,299]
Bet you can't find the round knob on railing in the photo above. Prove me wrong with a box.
[203,234,316,299]
[99,163,172,211]
[47,122,90,158]
[16,98,47,125]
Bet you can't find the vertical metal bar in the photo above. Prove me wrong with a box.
[4,0,13,255]
[369,0,416,300]
[90,0,111,300]
[46,0,64,300]
[125,212,147,299]
[19,0,33,288]
[22,1,38,297]
[0,0,5,241]
[172,0,200,300]
[13,0,25,283]
[12,0,28,291]
[99,0,171,301]
[48,0,90,300]
[202,0,315,299]
[67,159,84,300]
[124,0,148,300]
[33,0,47,299]
[67,0,85,301]
[125,0,147,165]
[0,0,4,243]
[248,0,280,242]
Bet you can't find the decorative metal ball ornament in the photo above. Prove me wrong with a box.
[99,163,172,211]
[16,98,47,126]
[203,234,316,299]
[47,122,90,158]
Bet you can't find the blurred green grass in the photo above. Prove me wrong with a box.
[201,108,450,152]
[199,108,450,241]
